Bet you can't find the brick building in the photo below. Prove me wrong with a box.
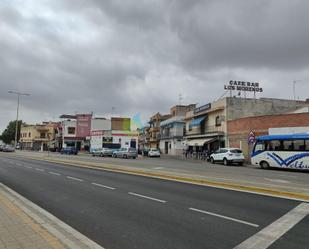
[228,112,309,160]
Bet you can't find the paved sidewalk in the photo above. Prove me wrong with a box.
[0,183,104,249]
[0,190,65,249]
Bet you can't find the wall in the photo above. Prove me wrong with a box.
[62,120,76,137]
[111,117,131,131]
[91,118,111,131]
[226,97,308,121]
[227,112,309,160]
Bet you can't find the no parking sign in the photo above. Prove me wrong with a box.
[248,131,256,145]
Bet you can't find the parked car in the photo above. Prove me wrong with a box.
[142,148,149,156]
[60,147,78,155]
[148,148,161,157]
[0,145,5,151]
[112,148,137,159]
[92,148,112,157]
[2,145,15,152]
[209,148,244,166]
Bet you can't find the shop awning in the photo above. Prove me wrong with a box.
[186,137,217,146]
[189,116,207,127]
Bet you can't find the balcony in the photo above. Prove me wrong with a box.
[149,127,160,132]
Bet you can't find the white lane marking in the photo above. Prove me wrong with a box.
[35,168,44,172]
[264,178,290,184]
[189,207,259,228]
[153,167,164,170]
[128,192,167,203]
[49,172,61,176]
[16,162,23,166]
[66,176,84,182]
[25,166,32,169]
[234,202,309,249]
[91,182,115,190]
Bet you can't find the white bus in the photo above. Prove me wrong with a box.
[251,134,309,170]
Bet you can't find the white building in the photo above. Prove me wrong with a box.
[159,116,186,155]
[90,117,138,152]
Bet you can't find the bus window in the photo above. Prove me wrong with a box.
[269,140,280,151]
[254,141,265,153]
[294,140,305,151]
[283,140,293,151]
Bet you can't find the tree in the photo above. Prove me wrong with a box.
[0,120,22,144]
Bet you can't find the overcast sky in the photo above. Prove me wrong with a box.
[1,0,309,132]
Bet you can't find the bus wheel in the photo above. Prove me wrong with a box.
[260,161,270,169]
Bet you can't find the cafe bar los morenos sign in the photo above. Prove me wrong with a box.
[224,80,263,93]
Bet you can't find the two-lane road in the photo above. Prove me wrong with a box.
[0,154,308,249]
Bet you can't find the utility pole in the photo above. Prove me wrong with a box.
[8,91,30,148]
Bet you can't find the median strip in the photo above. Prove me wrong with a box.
[128,192,166,203]
[189,207,259,228]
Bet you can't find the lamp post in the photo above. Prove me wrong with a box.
[293,80,302,101]
[8,91,30,148]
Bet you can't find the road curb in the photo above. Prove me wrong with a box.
[0,182,105,249]
[6,153,309,202]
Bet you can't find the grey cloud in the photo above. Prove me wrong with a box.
[1,0,309,132]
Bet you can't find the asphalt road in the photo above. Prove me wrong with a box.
[0,154,308,249]
[16,151,309,196]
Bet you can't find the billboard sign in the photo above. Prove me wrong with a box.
[76,114,92,137]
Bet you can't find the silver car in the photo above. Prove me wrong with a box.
[92,148,111,157]
[112,148,137,159]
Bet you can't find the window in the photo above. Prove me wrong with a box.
[215,116,221,126]
[28,132,31,137]
[40,133,46,138]
[254,141,266,152]
[68,127,75,134]
[294,140,306,151]
[268,140,280,151]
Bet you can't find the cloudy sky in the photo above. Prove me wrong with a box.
[1,0,309,132]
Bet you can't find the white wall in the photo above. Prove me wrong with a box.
[62,120,76,137]
[91,119,111,131]
[269,126,309,135]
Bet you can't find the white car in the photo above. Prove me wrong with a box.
[148,148,161,157]
[210,148,244,166]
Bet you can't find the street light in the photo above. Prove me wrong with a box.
[293,80,302,101]
[8,91,30,148]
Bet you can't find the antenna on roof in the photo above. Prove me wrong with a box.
[179,93,183,105]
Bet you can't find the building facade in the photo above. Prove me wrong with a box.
[148,113,171,149]
[228,111,309,160]
[20,122,58,151]
[159,104,196,155]
[60,114,92,151]
[90,117,138,151]
[184,97,309,154]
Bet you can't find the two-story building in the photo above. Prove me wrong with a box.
[60,113,92,151]
[184,97,309,154]
[159,104,196,155]
[20,122,58,151]
[90,117,139,151]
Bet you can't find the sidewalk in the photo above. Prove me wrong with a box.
[0,183,103,249]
